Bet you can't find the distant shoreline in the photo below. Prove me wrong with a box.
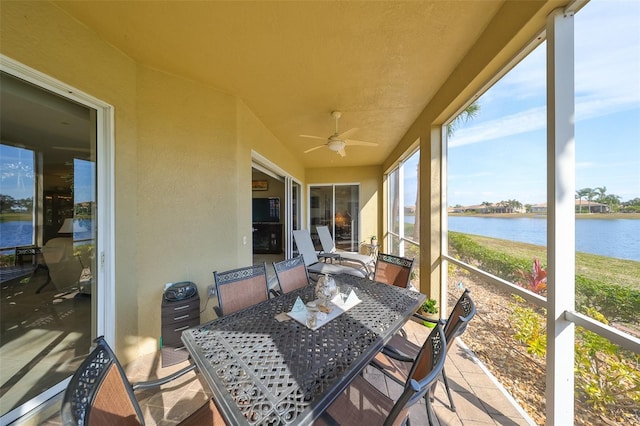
[447,212,640,220]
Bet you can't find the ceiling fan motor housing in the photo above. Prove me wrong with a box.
[327,139,345,152]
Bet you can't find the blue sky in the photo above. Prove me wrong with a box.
[444,0,640,207]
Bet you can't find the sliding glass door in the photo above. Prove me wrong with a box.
[309,184,360,252]
[0,70,98,421]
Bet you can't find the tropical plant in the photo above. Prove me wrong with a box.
[447,101,480,138]
[421,298,439,314]
[517,258,547,295]
[509,295,546,357]
[595,186,607,203]
[576,188,591,213]
[509,297,640,415]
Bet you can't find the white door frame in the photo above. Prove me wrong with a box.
[251,151,302,258]
[0,55,115,424]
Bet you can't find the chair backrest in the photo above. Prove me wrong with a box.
[443,288,476,347]
[61,336,145,426]
[214,263,269,315]
[384,323,447,426]
[292,229,320,266]
[273,256,310,294]
[316,226,337,254]
[42,237,83,290]
[374,253,414,288]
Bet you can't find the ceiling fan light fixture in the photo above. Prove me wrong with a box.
[327,139,345,152]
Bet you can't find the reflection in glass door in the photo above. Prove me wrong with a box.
[0,71,97,420]
[309,184,360,252]
[286,179,301,258]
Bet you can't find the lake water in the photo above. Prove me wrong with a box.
[3,217,639,262]
[448,216,640,262]
[0,221,93,253]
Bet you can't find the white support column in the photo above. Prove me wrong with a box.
[435,126,447,319]
[285,176,293,259]
[546,8,575,425]
[398,160,405,256]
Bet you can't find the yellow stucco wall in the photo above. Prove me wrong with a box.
[1,1,307,363]
[1,0,141,360]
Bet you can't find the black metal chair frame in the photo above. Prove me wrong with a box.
[213,262,268,316]
[374,252,415,288]
[380,288,477,413]
[272,255,310,296]
[61,336,196,425]
[321,322,447,426]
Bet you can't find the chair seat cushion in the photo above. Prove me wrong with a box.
[307,261,367,278]
[372,333,421,384]
[90,364,142,425]
[315,376,404,425]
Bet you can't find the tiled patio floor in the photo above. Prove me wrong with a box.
[40,319,534,425]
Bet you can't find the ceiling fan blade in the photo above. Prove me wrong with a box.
[304,145,326,154]
[337,148,347,157]
[344,139,378,147]
[335,127,359,140]
[299,134,327,141]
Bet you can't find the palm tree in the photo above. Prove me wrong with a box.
[595,186,607,203]
[586,188,597,213]
[509,199,522,213]
[576,188,591,214]
[604,194,621,213]
[481,201,492,214]
[447,101,480,138]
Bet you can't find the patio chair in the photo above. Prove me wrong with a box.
[373,288,476,413]
[37,237,83,293]
[61,335,225,425]
[373,252,414,288]
[272,255,311,295]
[315,225,374,276]
[292,230,367,279]
[317,322,447,426]
[213,263,269,316]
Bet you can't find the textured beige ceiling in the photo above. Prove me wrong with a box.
[53,1,511,167]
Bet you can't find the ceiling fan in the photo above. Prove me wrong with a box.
[300,111,378,157]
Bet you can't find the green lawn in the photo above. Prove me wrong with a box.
[463,234,640,290]
[0,212,32,222]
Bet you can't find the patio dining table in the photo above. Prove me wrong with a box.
[181,273,425,425]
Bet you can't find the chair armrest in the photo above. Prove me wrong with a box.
[132,363,196,391]
[412,312,438,323]
[269,288,281,298]
[381,345,415,363]
[318,253,340,263]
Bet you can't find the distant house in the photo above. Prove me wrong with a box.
[576,200,609,213]
[529,201,610,214]
[530,203,547,214]
[464,204,489,213]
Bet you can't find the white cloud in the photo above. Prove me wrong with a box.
[449,107,546,147]
[449,1,639,149]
